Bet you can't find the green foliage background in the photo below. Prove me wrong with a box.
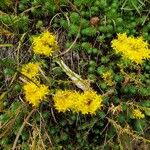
[0,0,150,149]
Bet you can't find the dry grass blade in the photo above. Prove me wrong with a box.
[107,117,150,143]
[16,33,27,69]
[54,25,81,58]
[12,108,36,150]
[0,44,13,47]
[0,104,24,139]
[56,59,91,91]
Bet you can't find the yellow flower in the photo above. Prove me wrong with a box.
[32,30,59,56]
[23,82,49,107]
[75,90,103,115]
[21,62,40,79]
[53,90,76,112]
[132,109,145,119]
[111,33,150,64]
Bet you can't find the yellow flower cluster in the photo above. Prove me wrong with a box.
[52,90,76,112]
[20,30,59,107]
[21,62,40,80]
[32,30,59,56]
[111,33,150,64]
[21,62,49,107]
[75,90,103,115]
[132,109,145,119]
[23,82,49,107]
[53,90,103,115]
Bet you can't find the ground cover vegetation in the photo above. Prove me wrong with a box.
[0,0,150,149]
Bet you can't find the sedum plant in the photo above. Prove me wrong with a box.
[1,0,150,149]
